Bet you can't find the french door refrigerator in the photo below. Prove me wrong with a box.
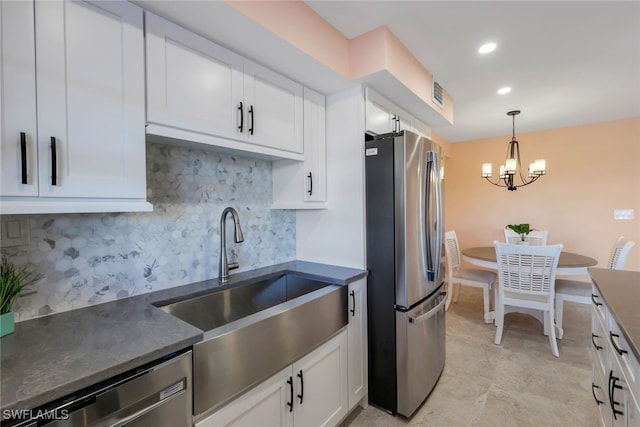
[365,130,446,418]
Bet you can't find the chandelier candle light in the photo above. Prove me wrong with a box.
[481,110,546,191]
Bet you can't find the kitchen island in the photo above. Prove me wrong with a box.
[589,267,640,426]
[1,261,366,417]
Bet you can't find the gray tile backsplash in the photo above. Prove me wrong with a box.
[1,143,296,321]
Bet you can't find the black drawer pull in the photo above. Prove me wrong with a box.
[238,101,244,132]
[591,293,602,307]
[286,376,293,412]
[297,370,304,404]
[591,333,603,350]
[20,132,27,184]
[610,332,628,356]
[591,383,603,405]
[350,290,356,316]
[50,137,57,186]
[307,172,313,196]
[248,105,254,135]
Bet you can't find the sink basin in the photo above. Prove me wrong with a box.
[155,273,347,416]
[156,273,329,332]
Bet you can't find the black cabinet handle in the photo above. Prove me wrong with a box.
[591,383,603,406]
[50,137,57,186]
[591,333,603,350]
[296,370,304,404]
[591,293,602,307]
[609,371,624,420]
[286,376,293,412]
[307,172,313,196]
[238,102,244,132]
[350,290,356,317]
[249,105,254,135]
[20,132,27,184]
[610,332,628,356]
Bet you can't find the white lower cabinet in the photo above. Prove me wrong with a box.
[196,329,348,427]
[592,285,640,427]
[347,279,368,409]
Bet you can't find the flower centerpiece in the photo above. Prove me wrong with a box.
[506,223,532,243]
[0,256,42,337]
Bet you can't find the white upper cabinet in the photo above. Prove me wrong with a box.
[272,88,327,209]
[1,0,150,214]
[145,12,243,142]
[0,0,38,198]
[365,88,431,139]
[145,12,303,160]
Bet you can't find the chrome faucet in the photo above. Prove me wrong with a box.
[219,207,245,283]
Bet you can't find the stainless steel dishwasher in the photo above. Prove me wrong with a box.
[7,349,192,427]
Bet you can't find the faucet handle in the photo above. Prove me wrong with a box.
[228,262,240,271]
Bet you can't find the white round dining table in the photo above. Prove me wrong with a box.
[462,246,598,276]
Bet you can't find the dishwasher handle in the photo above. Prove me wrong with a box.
[409,292,447,324]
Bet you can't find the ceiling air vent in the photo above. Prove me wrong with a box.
[432,79,444,109]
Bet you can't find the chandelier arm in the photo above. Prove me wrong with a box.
[483,177,510,187]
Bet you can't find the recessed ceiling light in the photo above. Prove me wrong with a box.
[479,42,497,54]
[497,87,511,95]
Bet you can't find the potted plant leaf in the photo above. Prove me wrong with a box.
[506,223,532,243]
[0,256,42,337]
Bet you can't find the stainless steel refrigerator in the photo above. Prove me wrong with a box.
[365,130,446,418]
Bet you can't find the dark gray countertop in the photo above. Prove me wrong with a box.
[589,268,640,361]
[1,260,367,414]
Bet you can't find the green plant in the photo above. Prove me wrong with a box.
[0,256,42,315]
[507,223,532,241]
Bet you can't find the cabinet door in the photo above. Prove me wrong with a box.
[35,0,145,198]
[0,1,38,197]
[195,366,293,427]
[303,88,326,203]
[243,60,303,154]
[145,12,244,141]
[293,330,348,427]
[347,279,368,410]
[365,96,393,135]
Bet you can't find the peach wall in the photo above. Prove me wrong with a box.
[225,1,453,124]
[226,0,351,77]
[444,117,640,274]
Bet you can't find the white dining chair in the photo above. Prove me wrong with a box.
[494,241,563,357]
[504,228,548,245]
[444,230,497,323]
[555,236,635,338]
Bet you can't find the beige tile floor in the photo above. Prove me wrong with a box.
[342,287,600,427]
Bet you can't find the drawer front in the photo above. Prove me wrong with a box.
[592,310,609,376]
[592,363,610,427]
[609,319,640,400]
[592,285,608,325]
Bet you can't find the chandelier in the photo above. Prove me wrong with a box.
[481,110,546,191]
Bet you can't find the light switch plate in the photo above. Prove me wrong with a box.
[0,215,30,247]
[614,209,634,220]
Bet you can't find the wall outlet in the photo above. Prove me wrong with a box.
[613,209,634,220]
[0,215,30,247]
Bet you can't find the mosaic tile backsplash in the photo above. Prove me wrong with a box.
[1,143,296,321]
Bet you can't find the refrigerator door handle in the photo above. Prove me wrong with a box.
[409,292,447,324]
[424,151,443,284]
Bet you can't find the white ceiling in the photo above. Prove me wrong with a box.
[137,1,640,143]
[306,1,640,142]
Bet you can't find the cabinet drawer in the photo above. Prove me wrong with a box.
[592,285,608,325]
[609,319,640,401]
[592,363,609,426]
[592,310,609,376]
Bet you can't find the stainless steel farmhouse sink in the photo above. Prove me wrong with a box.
[154,273,347,417]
